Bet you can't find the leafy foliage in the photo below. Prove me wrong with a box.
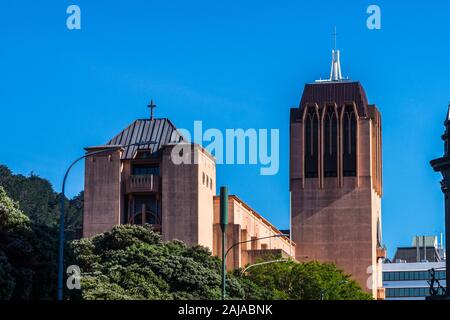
[0,165,83,240]
[0,164,372,301]
[68,225,370,300]
[68,225,272,300]
[0,187,58,300]
[243,260,373,300]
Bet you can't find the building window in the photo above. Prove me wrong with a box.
[343,106,357,177]
[132,164,160,176]
[385,287,445,298]
[323,106,338,177]
[383,271,445,282]
[251,237,258,250]
[304,107,319,178]
[130,195,161,226]
[203,172,205,185]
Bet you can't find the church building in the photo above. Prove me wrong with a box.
[290,48,386,299]
[82,45,385,299]
[83,102,294,270]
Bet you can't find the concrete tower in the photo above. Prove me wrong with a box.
[289,48,385,299]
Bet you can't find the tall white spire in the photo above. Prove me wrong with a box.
[316,27,346,83]
[330,49,343,81]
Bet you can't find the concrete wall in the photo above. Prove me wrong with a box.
[290,105,383,299]
[83,148,123,237]
[161,143,215,250]
[213,195,295,270]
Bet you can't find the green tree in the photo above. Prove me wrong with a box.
[68,225,270,300]
[243,260,373,300]
[0,164,83,240]
[0,186,58,300]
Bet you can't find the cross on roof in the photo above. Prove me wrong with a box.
[148,99,156,120]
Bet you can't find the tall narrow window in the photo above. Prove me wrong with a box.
[304,107,319,178]
[323,107,338,177]
[132,195,161,226]
[343,107,357,176]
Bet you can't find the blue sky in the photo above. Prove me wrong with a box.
[0,0,449,258]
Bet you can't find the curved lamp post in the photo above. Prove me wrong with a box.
[240,258,289,275]
[221,233,289,300]
[57,141,155,300]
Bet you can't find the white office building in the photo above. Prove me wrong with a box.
[383,235,446,300]
[383,261,446,300]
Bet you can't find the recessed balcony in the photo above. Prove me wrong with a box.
[125,174,160,194]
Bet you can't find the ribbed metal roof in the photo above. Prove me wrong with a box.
[106,118,185,159]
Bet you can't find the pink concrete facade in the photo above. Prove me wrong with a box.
[290,83,385,299]
[161,143,215,249]
[83,147,123,237]
[213,195,295,270]
[83,130,294,272]
[83,142,216,250]
[83,119,292,271]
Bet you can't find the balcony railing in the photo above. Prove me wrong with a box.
[125,174,160,194]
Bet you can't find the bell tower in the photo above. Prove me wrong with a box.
[290,47,385,299]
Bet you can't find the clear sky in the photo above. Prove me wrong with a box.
[1,0,449,258]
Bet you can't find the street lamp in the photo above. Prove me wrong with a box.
[219,186,228,301]
[221,231,289,300]
[57,141,155,300]
[239,254,309,276]
[240,259,290,275]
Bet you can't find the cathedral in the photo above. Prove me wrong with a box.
[290,48,385,299]
[82,47,385,299]
[82,106,294,271]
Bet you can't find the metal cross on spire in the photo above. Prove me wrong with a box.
[148,99,156,121]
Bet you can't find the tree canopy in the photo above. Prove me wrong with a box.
[68,225,371,300]
[68,224,274,300]
[0,165,83,240]
[0,164,372,301]
[242,259,373,300]
[0,187,58,299]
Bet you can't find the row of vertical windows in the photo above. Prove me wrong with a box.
[305,108,319,178]
[323,108,338,177]
[304,106,357,178]
[386,287,446,298]
[383,271,446,281]
[202,172,213,190]
[342,109,357,176]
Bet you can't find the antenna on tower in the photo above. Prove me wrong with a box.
[315,27,346,83]
[333,26,337,51]
[330,26,343,81]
